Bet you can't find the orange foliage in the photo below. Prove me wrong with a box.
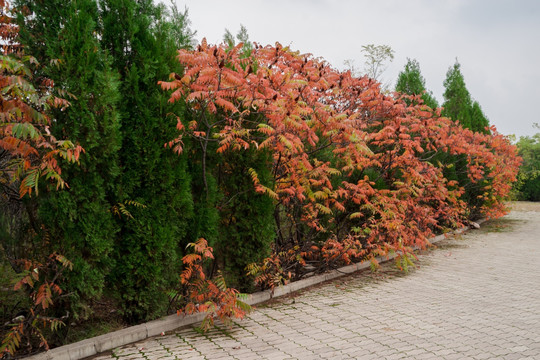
[0,1,83,198]
[178,239,252,330]
[1,4,83,355]
[2,253,72,355]
[161,39,520,288]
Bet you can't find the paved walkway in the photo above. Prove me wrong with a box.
[92,206,540,360]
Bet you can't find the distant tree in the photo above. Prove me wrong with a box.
[515,125,540,201]
[442,61,490,133]
[395,58,439,109]
[167,3,197,49]
[223,24,253,56]
[361,44,394,90]
[344,44,394,86]
[442,61,473,128]
[470,100,490,133]
[343,58,360,77]
[442,61,472,126]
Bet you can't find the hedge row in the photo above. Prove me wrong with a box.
[160,41,520,287]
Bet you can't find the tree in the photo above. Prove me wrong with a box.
[161,41,519,290]
[344,44,394,89]
[14,0,122,312]
[1,2,85,354]
[1,2,83,257]
[0,54,83,261]
[395,58,438,109]
[361,44,394,80]
[515,125,540,201]
[442,60,473,128]
[99,0,195,322]
[470,100,490,133]
[359,44,394,90]
[442,60,490,134]
[223,24,253,57]
[441,60,497,216]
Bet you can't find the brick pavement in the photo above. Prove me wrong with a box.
[90,208,540,360]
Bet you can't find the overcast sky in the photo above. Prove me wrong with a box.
[170,0,540,138]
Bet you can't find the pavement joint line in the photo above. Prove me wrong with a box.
[174,333,206,359]
[24,220,487,360]
[229,318,294,357]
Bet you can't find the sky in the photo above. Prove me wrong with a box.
[169,0,540,138]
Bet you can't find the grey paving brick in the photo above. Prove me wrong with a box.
[83,209,540,360]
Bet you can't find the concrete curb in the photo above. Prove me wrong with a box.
[26,220,485,360]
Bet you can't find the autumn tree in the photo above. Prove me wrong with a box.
[1,1,85,354]
[14,0,122,313]
[395,58,438,109]
[99,0,195,322]
[161,41,519,289]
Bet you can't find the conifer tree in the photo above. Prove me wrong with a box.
[395,58,438,109]
[442,61,490,134]
[442,61,473,128]
[99,0,195,322]
[14,0,122,308]
[470,100,490,133]
[215,145,275,291]
[223,24,253,56]
[442,61,494,216]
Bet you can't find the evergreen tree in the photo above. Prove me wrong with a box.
[395,58,439,109]
[215,148,275,292]
[442,61,473,129]
[442,61,490,134]
[178,106,275,293]
[441,61,494,217]
[99,0,195,322]
[211,26,275,291]
[15,0,122,311]
[223,24,253,56]
[515,128,540,201]
[470,100,490,133]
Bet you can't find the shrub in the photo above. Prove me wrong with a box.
[161,41,520,288]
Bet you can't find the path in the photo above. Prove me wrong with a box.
[91,204,540,359]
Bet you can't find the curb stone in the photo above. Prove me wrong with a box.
[24,220,485,360]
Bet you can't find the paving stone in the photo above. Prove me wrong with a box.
[81,209,540,360]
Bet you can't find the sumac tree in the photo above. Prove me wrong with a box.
[161,40,519,288]
[1,1,82,355]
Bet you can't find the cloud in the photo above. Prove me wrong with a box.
[171,0,540,137]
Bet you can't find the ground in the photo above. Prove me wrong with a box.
[82,202,540,360]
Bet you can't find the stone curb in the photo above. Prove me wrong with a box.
[25,220,485,360]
